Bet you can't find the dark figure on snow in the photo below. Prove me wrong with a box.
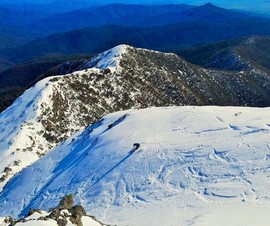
[133,143,140,150]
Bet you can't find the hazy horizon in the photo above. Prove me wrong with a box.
[0,0,269,15]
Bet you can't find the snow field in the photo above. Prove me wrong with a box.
[0,106,270,226]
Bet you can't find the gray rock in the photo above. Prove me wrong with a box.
[58,194,74,210]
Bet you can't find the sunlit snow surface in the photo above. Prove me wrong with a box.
[0,45,127,191]
[84,44,127,72]
[1,106,270,226]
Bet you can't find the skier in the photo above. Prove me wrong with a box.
[133,143,140,150]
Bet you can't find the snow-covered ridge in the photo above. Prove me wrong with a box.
[0,44,131,191]
[1,106,270,226]
[1,43,269,202]
[0,44,211,191]
[84,44,129,72]
[0,67,106,191]
[0,77,55,191]
[83,44,176,72]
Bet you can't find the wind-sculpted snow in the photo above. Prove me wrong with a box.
[1,106,270,226]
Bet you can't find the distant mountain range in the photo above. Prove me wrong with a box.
[0,0,96,14]
[5,19,270,64]
[13,3,270,37]
[30,4,194,34]
[0,6,48,27]
[1,3,270,113]
[179,36,270,73]
[0,3,195,47]
[1,3,270,65]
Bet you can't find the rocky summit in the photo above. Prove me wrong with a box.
[0,194,109,226]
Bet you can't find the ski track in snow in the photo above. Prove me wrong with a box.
[0,106,270,226]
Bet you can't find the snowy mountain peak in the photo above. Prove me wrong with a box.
[84,44,130,72]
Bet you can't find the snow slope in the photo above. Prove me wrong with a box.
[0,44,203,191]
[0,45,129,190]
[84,44,127,72]
[1,106,270,226]
[1,43,269,192]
